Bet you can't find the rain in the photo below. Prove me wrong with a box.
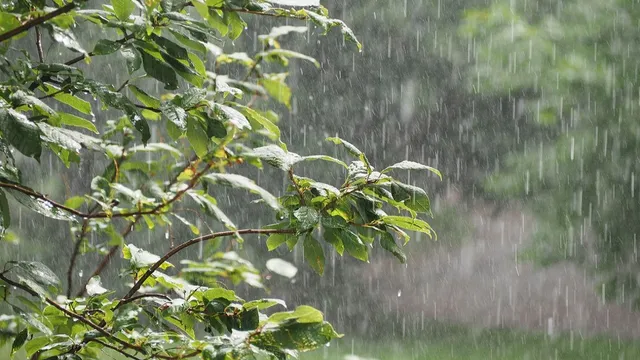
[1,0,640,359]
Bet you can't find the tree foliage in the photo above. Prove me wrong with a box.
[462,1,640,306]
[0,0,437,359]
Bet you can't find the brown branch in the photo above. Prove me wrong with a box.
[89,339,142,360]
[0,272,145,355]
[0,273,38,297]
[288,169,305,205]
[76,157,208,297]
[45,298,147,354]
[0,182,198,220]
[67,154,126,296]
[35,26,44,62]
[153,350,201,359]
[0,2,77,43]
[120,228,296,303]
[117,293,171,307]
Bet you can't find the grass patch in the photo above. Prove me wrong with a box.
[302,323,640,360]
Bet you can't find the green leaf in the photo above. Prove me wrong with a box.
[139,48,179,89]
[0,108,42,160]
[25,337,50,358]
[216,104,251,130]
[51,27,86,54]
[381,215,434,238]
[266,233,296,251]
[321,227,344,256]
[11,328,28,356]
[390,182,431,213]
[53,93,92,115]
[120,45,142,74]
[7,189,77,221]
[129,85,161,108]
[93,39,122,55]
[173,213,200,235]
[123,244,173,270]
[176,88,207,108]
[38,123,102,154]
[243,298,286,311]
[235,104,282,142]
[151,34,189,60]
[204,173,280,210]
[161,103,187,130]
[382,160,442,179]
[257,49,320,67]
[327,228,368,262]
[111,0,135,20]
[251,321,341,352]
[326,136,370,172]
[186,117,209,158]
[246,145,302,171]
[267,305,324,324]
[259,76,291,108]
[186,191,237,230]
[294,206,319,230]
[203,287,237,302]
[225,11,246,40]
[9,261,60,297]
[58,113,98,134]
[380,232,407,264]
[63,196,85,209]
[265,258,297,278]
[303,234,324,275]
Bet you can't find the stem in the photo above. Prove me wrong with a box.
[117,293,171,307]
[67,154,126,296]
[0,2,77,43]
[288,169,305,205]
[0,181,198,220]
[35,26,44,63]
[0,273,146,355]
[120,228,296,303]
[76,157,208,297]
[45,298,147,354]
[89,339,142,360]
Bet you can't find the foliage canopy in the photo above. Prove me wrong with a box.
[0,0,437,359]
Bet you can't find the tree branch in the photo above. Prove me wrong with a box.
[45,298,147,355]
[0,2,77,43]
[120,228,296,303]
[0,181,201,220]
[67,154,126,296]
[0,272,146,355]
[35,26,44,63]
[117,293,171,307]
[288,168,305,205]
[89,339,142,360]
[76,157,208,297]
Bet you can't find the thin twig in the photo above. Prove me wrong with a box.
[45,298,147,354]
[35,26,44,63]
[0,273,146,354]
[117,293,171,307]
[0,182,193,220]
[76,157,209,297]
[90,339,142,360]
[288,168,305,205]
[153,350,202,359]
[120,228,296,303]
[0,2,76,43]
[67,154,126,296]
